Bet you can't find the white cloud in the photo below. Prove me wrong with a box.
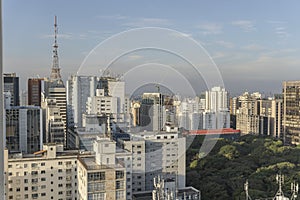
[215,40,234,48]
[265,20,287,25]
[96,14,128,20]
[196,22,222,35]
[275,26,290,39]
[242,44,266,51]
[231,20,256,32]
[123,18,171,27]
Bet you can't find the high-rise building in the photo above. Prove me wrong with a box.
[96,76,130,124]
[5,106,43,154]
[42,99,65,144]
[139,93,166,131]
[283,81,300,144]
[120,129,186,193]
[67,75,98,128]
[28,78,44,106]
[271,98,283,138]
[236,92,260,135]
[204,86,230,129]
[205,86,228,112]
[77,137,130,200]
[4,73,19,106]
[86,89,118,116]
[43,16,67,146]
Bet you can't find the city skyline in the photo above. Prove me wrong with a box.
[4,1,300,95]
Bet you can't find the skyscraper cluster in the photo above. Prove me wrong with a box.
[5,15,300,200]
[3,17,201,200]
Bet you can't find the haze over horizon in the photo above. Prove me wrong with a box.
[3,0,300,96]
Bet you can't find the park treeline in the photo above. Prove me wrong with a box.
[186,135,300,199]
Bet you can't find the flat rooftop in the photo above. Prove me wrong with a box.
[78,157,125,171]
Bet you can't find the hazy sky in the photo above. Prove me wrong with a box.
[3,0,300,96]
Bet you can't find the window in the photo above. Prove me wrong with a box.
[32,186,38,191]
[88,193,105,200]
[88,182,105,192]
[58,191,63,195]
[41,170,45,174]
[31,163,38,168]
[24,187,28,191]
[58,162,62,165]
[32,194,38,199]
[65,161,72,165]
[32,178,38,183]
[41,193,46,197]
[116,171,124,179]
[88,172,105,181]
[58,169,63,173]
[116,191,125,199]
[116,181,124,189]
[41,178,46,181]
[31,171,38,175]
[58,176,63,180]
[41,163,45,166]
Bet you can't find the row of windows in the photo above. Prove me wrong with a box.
[8,160,76,169]
[8,191,70,200]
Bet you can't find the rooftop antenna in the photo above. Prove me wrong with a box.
[244,180,252,200]
[274,173,286,199]
[291,181,299,200]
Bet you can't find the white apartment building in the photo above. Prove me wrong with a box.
[42,98,65,144]
[77,137,131,200]
[5,144,92,200]
[205,86,228,112]
[67,75,98,128]
[86,89,118,116]
[121,130,186,192]
[204,86,230,129]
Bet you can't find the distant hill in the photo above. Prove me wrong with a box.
[186,135,300,199]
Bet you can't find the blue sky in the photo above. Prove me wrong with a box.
[3,0,300,95]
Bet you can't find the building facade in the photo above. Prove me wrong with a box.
[5,144,90,200]
[5,106,43,154]
[4,73,19,106]
[28,78,44,106]
[77,137,129,200]
[283,81,300,144]
[67,75,98,128]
